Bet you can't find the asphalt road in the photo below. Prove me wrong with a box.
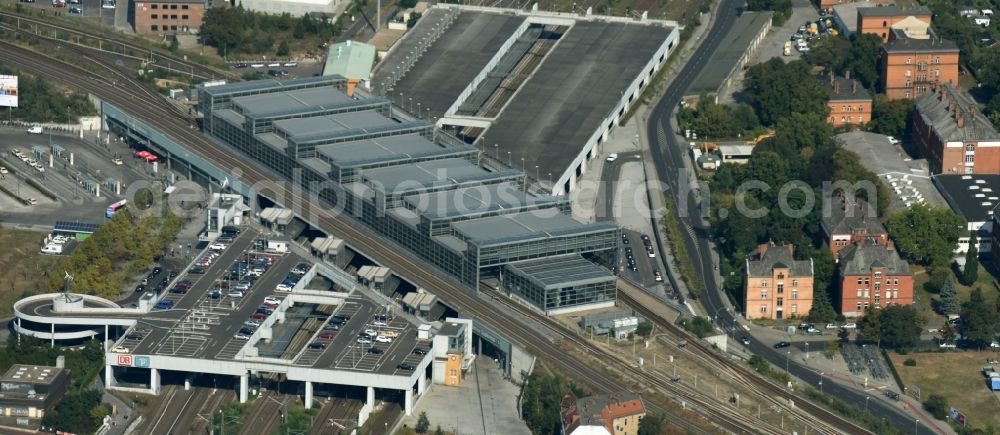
[643,1,935,433]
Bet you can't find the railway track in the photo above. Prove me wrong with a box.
[0,10,232,81]
[618,290,870,435]
[0,41,867,434]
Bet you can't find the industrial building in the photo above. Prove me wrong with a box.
[855,5,931,42]
[197,76,619,315]
[684,11,772,105]
[132,0,208,35]
[0,364,68,428]
[372,5,680,196]
[237,0,340,17]
[933,174,999,254]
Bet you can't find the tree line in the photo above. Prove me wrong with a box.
[200,7,340,56]
[48,203,182,299]
[0,67,97,123]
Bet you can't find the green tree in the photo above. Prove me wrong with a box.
[824,339,841,359]
[858,307,882,344]
[845,34,883,89]
[962,232,979,286]
[434,426,444,435]
[923,394,949,420]
[744,59,830,125]
[276,40,290,57]
[868,94,914,136]
[877,305,923,349]
[678,316,715,338]
[415,411,430,433]
[961,288,998,349]
[938,275,960,315]
[746,0,792,25]
[521,372,581,435]
[886,204,965,265]
[400,0,417,7]
[638,412,666,435]
[636,321,653,338]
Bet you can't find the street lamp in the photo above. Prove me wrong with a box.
[785,350,790,376]
[805,342,810,359]
[915,419,919,435]
[819,372,824,393]
[865,396,870,413]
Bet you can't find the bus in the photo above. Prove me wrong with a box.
[106,199,127,219]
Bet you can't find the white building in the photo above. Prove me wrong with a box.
[238,0,340,17]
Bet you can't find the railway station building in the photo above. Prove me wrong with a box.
[197,76,619,315]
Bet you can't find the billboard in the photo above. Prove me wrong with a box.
[0,75,18,108]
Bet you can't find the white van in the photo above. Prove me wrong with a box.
[27,126,43,134]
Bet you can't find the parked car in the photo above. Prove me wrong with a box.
[234,334,251,340]
[189,267,206,275]
[264,296,282,304]
[227,290,245,298]
[412,348,426,355]
[397,363,414,371]
[842,323,857,329]
[111,346,129,353]
[276,283,293,292]
[308,342,326,349]
[369,347,384,354]
[375,335,392,343]
[318,332,334,339]
[606,153,618,162]
[773,341,791,349]
[806,327,823,335]
[356,336,372,344]
[244,320,261,327]
[238,327,255,336]
[739,336,751,346]
[155,300,174,309]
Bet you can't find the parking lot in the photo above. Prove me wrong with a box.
[617,230,665,289]
[3,0,130,31]
[0,129,165,226]
[751,0,821,64]
[111,224,429,377]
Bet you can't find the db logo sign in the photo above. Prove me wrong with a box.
[117,354,133,366]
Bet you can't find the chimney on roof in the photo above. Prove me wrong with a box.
[852,80,858,94]
[845,70,851,80]
[970,104,977,119]
[949,99,957,113]
[957,113,966,128]
[834,78,841,94]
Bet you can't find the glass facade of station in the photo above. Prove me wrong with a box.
[196,78,619,312]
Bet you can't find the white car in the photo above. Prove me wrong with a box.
[244,320,261,327]
[227,290,245,298]
[264,296,282,304]
[842,323,857,329]
[234,334,251,340]
[111,346,129,353]
[27,126,43,134]
[825,323,839,329]
[0,167,7,174]
[112,158,123,165]
[275,283,292,292]
[375,335,392,343]
[887,136,901,145]
[364,328,377,337]
[209,243,227,251]
[373,319,388,326]
[606,153,618,162]
[356,337,372,344]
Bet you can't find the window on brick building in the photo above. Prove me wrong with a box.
[182,4,188,8]
[966,143,975,151]
[792,304,798,313]
[934,56,940,64]
[875,295,880,305]
[792,280,798,288]
[966,155,975,163]
[856,302,862,312]
[906,57,912,64]
[170,4,177,8]
[151,3,157,8]
[151,24,158,30]
[792,290,798,300]
[170,14,177,18]
[170,25,177,30]
[760,305,767,313]
[151,13,157,18]
[882,20,887,27]
[182,15,188,19]
[777,298,783,306]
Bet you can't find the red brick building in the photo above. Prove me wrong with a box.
[133,0,207,35]
[912,83,1000,175]
[880,28,960,100]
[821,196,888,258]
[824,72,872,128]
[856,5,931,43]
[837,240,913,317]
